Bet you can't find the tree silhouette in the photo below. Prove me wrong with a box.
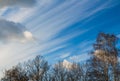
[25,55,49,81]
[1,33,120,81]
[1,64,28,81]
[86,33,119,81]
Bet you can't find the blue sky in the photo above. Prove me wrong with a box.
[0,0,120,76]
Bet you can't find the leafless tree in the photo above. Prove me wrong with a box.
[1,33,120,81]
[86,33,119,81]
[51,61,83,81]
[1,64,28,81]
[25,55,49,81]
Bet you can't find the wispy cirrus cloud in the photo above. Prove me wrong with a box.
[0,0,37,22]
[5,0,118,63]
[60,53,71,59]
[0,0,120,77]
[69,53,91,62]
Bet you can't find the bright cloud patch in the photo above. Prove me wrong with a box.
[0,0,36,8]
[24,31,33,40]
[0,19,33,43]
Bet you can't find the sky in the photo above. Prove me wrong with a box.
[0,0,120,77]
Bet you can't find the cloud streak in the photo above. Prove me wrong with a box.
[69,54,91,62]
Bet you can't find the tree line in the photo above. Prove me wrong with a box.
[1,33,120,81]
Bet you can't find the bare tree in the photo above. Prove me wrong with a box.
[51,61,83,81]
[25,55,49,81]
[86,33,119,81]
[1,33,119,81]
[67,63,84,81]
[1,64,28,81]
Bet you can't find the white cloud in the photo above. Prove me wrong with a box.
[5,8,36,22]
[0,0,37,22]
[60,53,70,59]
[0,19,33,43]
[69,54,91,62]
[62,60,73,69]
[44,45,67,54]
